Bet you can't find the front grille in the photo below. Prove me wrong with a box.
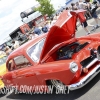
[80,54,97,68]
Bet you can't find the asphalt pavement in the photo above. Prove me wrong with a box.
[1,15,100,100]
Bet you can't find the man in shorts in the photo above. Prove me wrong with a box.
[78,11,95,35]
[91,0,100,28]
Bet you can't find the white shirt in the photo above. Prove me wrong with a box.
[13,41,19,49]
[31,34,38,39]
[79,2,87,9]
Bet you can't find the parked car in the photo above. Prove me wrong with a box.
[0,55,7,89]
[1,10,100,93]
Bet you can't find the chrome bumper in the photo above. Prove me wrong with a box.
[68,64,100,93]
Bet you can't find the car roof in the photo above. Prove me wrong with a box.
[7,34,46,60]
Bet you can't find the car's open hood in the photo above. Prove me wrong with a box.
[40,10,86,62]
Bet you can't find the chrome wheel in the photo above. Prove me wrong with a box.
[50,80,65,91]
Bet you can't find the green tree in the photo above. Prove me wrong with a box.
[36,0,55,17]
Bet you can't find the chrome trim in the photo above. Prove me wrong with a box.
[68,64,100,91]
[86,58,98,69]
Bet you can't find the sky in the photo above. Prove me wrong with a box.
[0,0,67,44]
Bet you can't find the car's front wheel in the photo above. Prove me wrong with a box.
[47,80,68,94]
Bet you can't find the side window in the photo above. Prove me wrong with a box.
[8,59,16,71]
[14,55,32,69]
[8,55,32,71]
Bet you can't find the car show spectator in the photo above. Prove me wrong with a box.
[78,0,91,19]
[5,46,12,56]
[90,0,100,28]
[42,24,48,33]
[78,10,95,35]
[34,26,42,35]
[27,34,32,40]
[27,32,38,40]
[50,17,56,28]
[70,3,78,10]
[76,2,80,9]
[66,7,69,10]
[12,40,20,50]
[54,13,60,20]
[45,21,51,31]
[30,32,38,39]
[78,0,87,9]
[84,0,93,19]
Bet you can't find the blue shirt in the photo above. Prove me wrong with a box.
[34,27,41,35]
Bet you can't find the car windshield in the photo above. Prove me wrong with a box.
[27,38,45,62]
[0,56,7,66]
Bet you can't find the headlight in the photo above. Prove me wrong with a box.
[69,62,78,73]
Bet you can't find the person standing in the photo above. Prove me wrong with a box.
[50,17,56,28]
[42,24,48,33]
[27,34,32,40]
[78,11,95,35]
[5,46,12,56]
[34,26,42,35]
[70,3,78,10]
[30,32,38,39]
[90,0,100,28]
[12,40,20,50]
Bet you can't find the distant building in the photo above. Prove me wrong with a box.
[20,6,46,28]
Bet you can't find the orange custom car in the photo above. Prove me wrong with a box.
[2,10,100,93]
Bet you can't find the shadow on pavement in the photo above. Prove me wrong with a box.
[6,73,100,100]
[0,93,6,98]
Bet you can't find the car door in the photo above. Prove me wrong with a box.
[8,55,40,88]
[14,67,40,87]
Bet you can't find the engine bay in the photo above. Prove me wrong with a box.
[57,42,89,60]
